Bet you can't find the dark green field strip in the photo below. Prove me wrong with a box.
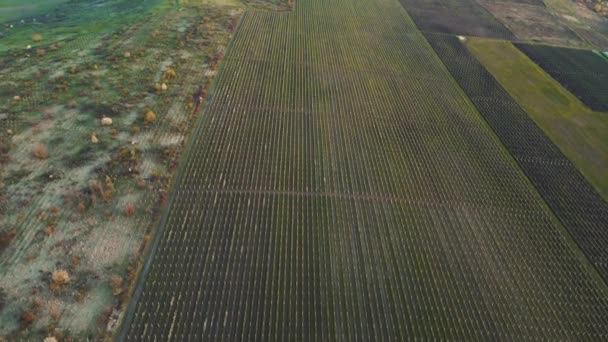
[123,0,608,340]
[425,33,608,281]
[397,0,515,39]
[515,43,608,112]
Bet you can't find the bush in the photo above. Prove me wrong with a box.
[32,143,49,159]
[0,230,17,253]
[51,270,70,291]
[144,110,156,124]
[124,203,136,217]
[110,275,123,296]
[20,311,36,326]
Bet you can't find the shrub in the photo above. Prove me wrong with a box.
[144,110,156,124]
[0,230,17,252]
[163,68,177,79]
[33,143,48,159]
[20,311,36,326]
[110,275,123,296]
[49,301,61,320]
[124,203,135,217]
[51,270,70,290]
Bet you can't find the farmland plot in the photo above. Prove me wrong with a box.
[397,0,515,39]
[516,43,608,112]
[122,0,608,340]
[480,1,586,48]
[426,33,608,284]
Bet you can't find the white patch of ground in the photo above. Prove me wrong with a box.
[62,284,113,333]
[75,197,144,270]
[159,134,184,147]
[178,50,192,60]
[561,14,579,22]
[140,158,162,178]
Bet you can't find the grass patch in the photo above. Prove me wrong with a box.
[466,37,608,200]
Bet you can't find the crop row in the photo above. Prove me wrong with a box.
[123,0,608,340]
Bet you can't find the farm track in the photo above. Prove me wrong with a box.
[122,0,608,340]
[425,33,608,284]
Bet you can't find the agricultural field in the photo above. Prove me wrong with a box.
[397,0,515,39]
[516,43,608,112]
[479,1,588,48]
[425,33,608,283]
[0,0,242,340]
[466,38,608,200]
[121,0,608,340]
[471,0,608,49]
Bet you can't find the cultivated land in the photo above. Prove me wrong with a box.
[466,38,608,200]
[516,43,608,112]
[122,0,608,339]
[398,0,515,39]
[426,33,608,286]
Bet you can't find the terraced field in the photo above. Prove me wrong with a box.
[121,0,608,340]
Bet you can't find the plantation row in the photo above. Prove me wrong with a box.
[425,33,608,282]
[515,43,608,112]
[122,0,608,339]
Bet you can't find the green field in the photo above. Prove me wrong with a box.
[466,38,608,200]
[121,0,608,339]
